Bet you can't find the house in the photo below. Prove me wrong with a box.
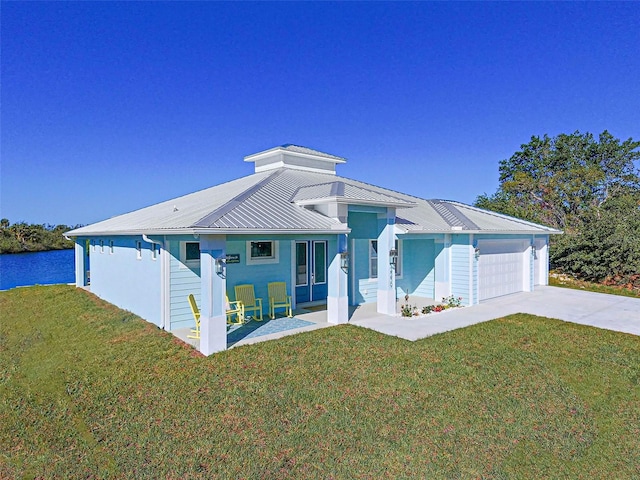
[67,145,560,354]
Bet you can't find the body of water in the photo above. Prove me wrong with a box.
[0,249,75,290]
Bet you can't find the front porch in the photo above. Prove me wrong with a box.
[173,296,437,350]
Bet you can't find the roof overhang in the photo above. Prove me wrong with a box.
[394,227,563,235]
[66,226,352,237]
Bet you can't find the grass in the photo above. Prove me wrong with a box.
[549,272,640,298]
[1,285,639,478]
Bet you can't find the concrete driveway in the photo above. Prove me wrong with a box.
[350,286,640,341]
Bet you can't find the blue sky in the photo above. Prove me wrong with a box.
[2,1,639,226]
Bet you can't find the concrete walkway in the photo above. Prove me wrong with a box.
[350,286,640,340]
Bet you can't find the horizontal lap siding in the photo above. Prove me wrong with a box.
[168,237,201,331]
[225,238,291,314]
[396,239,435,300]
[353,238,376,304]
[451,235,471,305]
[226,235,335,311]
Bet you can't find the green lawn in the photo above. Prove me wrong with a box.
[1,286,639,478]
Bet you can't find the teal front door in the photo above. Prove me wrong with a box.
[295,241,328,304]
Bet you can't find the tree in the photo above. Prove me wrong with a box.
[551,190,640,283]
[477,131,640,232]
[0,220,77,254]
[476,131,640,287]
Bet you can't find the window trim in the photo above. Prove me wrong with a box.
[180,241,201,268]
[246,240,279,265]
[369,239,402,279]
[369,240,378,279]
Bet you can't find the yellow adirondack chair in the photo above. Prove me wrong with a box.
[187,293,201,339]
[234,284,263,321]
[268,282,293,319]
[226,295,245,325]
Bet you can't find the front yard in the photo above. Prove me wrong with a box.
[1,285,638,478]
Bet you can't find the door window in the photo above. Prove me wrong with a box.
[296,242,308,286]
[313,241,326,284]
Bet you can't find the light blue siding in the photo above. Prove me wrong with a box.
[396,239,435,300]
[168,236,201,330]
[88,236,162,326]
[353,238,376,304]
[347,209,386,238]
[225,236,291,314]
[225,235,337,312]
[451,234,471,305]
[348,209,386,305]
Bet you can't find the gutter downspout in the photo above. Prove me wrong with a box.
[143,234,168,330]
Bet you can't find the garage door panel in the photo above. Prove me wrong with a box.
[478,241,525,300]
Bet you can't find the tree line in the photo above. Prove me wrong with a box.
[0,219,79,254]
[475,130,640,291]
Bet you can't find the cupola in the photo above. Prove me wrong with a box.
[244,144,346,174]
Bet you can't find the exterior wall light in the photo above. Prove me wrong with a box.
[474,246,480,260]
[340,251,349,273]
[389,248,398,268]
[531,245,537,258]
[215,257,226,277]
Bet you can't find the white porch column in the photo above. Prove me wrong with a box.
[377,208,396,315]
[327,234,349,324]
[74,240,86,287]
[434,234,451,299]
[198,235,227,355]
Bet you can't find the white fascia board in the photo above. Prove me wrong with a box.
[245,147,346,165]
[254,163,338,174]
[192,227,351,235]
[294,197,415,209]
[397,228,563,235]
[68,227,351,237]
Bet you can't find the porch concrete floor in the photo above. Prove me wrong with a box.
[173,306,334,350]
[171,297,435,351]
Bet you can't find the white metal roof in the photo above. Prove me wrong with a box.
[68,147,561,237]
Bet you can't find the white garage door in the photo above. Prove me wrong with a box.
[478,240,526,300]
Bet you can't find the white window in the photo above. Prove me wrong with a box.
[136,241,142,260]
[180,241,200,267]
[369,239,402,278]
[109,240,114,254]
[369,240,378,279]
[246,240,279,265]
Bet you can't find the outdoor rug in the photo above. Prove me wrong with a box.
[227,317,314,347]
